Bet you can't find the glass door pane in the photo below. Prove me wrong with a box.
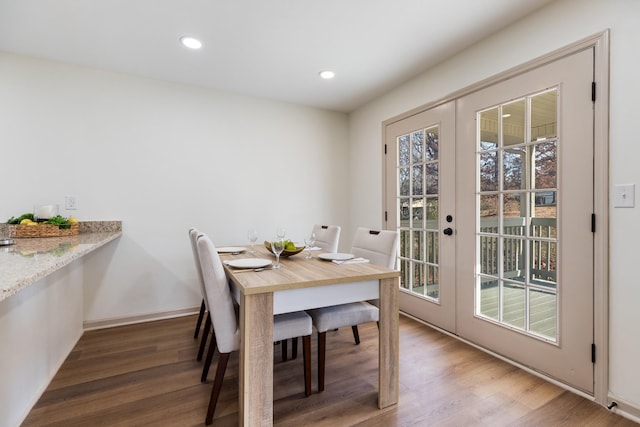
[398,125,440,300]
[476,88,558,342]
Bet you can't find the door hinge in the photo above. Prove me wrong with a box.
[591,213,596,233]
[384,143,387,155]
[592,343,596,363]
[592,82,596,102]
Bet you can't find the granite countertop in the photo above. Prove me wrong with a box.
[0,221,122,302]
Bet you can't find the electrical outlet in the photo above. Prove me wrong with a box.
[65,195,77,210]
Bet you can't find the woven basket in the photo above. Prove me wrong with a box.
[8,223,79,238]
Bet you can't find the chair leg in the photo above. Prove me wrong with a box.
[317,331,326,392]
[193,299,206,339]
[282,339,288,361]
[303,335,311,397]
[292,337,298,360]
[205,352,230,425]
[351,325,361,345]
[197,314,211,361]
[201,331,217,383]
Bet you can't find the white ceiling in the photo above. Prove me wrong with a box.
[0,0,555,113]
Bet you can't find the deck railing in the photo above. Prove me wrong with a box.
[480,217,556,286]
[398,216,557,292]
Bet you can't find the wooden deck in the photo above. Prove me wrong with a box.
[410,282,557,339]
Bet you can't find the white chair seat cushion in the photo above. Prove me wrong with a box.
[273,311,312,342]
[307,302,379,333]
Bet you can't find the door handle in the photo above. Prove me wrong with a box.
[443,227,453,236]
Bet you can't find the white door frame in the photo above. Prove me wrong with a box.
[382,30,609,406]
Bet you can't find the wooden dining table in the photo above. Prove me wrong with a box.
[221,245,400,426]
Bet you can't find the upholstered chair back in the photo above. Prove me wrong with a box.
[196,232,240,354]
[350,228,399,269]
[312,224,341,253]
[189,228,209,311]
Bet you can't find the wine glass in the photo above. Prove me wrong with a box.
[271,238,285,269]
[304,232,316,259]
[247,229,258,253]
[276,227,286,240]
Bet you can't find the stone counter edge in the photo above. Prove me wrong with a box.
[0,220,122,237]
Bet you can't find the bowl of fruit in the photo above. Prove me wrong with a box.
[264,240,305,257]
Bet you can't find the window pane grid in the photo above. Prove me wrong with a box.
[476,89,558,341]
[397,125,440,302]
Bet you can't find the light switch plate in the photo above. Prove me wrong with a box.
[614,184,635,208]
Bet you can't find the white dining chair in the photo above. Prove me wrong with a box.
[280,224,342,361]
[348,227,399,341]
[311,224,341,253]
[306,227,398,392]
[188,227,211,363]
[196,232,312,425]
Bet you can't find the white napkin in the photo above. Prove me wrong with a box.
[332,257,370,265]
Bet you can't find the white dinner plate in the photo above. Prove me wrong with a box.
[317,252,355,262]
[217,246,246,253]
[226,258,272,269]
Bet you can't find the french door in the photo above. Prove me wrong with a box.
[385,101,456,333]
[384,47,595,393]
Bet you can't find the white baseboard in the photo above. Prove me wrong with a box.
[83,307,200,331]
[606,394,640,424]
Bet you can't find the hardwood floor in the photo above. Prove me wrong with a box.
[23,314,636,426]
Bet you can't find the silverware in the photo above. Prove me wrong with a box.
[0,238,15,246]
[232,266,273,273]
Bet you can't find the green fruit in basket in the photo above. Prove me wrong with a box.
[285,241,296,251]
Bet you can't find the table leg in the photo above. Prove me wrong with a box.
[239,292,274,426]
[378,276,399,408]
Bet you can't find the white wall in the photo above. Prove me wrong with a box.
[348,0,640,415]
[0,53,350,323]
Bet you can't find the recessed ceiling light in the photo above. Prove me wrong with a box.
[319,70,335,79]
[180,36,202,50]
